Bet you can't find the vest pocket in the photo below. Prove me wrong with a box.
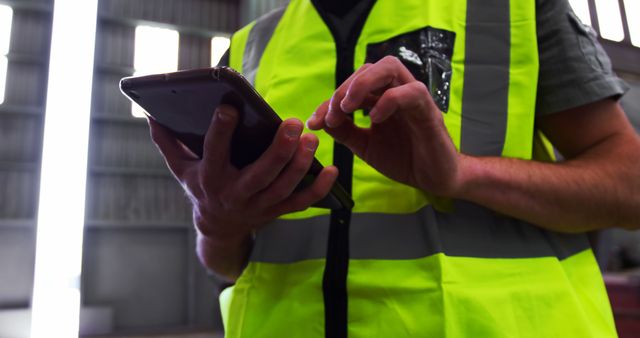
[366,26,456,113]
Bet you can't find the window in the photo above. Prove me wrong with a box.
[569,0,592,26]
[595,0,624,42]
[211,36,230,67]
[624,0,640,47]
[0,5,13,105]
[570,0,640,45]
[132,25,179,117]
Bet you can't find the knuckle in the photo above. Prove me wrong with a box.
[385,89,401,104]
[337,86,349,98]
[381,55,398,64]
[412,80,428,93]
[330,92,346,109]
[384,55,402,67]
[273,147,294,164]
[351,75,369,91]
[411,82,436,108]
[291,157,311,175]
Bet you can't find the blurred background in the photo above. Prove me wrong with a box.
[0,0,637,337]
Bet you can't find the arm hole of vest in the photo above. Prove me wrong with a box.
[229,22,256,73]
[532,129,558,162]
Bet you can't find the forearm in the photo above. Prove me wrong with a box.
[196,231,253,282]
[455,134,640,232]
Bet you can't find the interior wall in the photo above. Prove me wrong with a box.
[240,0,289,25]
[82,0,240,334]
[0,0,288,335]
[0,0,53,311]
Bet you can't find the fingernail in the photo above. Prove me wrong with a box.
[369,108,379,123]
[217,107,234,122]
[286,124,303,139]
[306,113,316,128]
[304,138,318,151]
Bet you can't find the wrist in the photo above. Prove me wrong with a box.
[196,227,254,282]
[450,154,485,200]
[196,226,252,249]
[193,210,253,247]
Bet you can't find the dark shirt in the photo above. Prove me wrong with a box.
[535,0,628,115]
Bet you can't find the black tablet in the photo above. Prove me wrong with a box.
[120,67,354,210]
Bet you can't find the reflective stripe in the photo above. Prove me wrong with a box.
[242,7,286,85]
[250,201,590,263]
[460,0,510,156]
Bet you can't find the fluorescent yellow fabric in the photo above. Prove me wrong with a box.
[503,0,539,158]
[224,0,616,337]
[229,22,255,74]
[223,251,615,337]
[224,260,326,338]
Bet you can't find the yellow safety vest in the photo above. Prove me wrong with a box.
[221,0,617,337]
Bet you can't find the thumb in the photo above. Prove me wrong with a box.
[324,120,369,159]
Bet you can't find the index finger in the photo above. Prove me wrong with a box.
[325,63,372,128]
[339,56,415,114]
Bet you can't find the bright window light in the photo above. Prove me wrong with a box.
[595,0,625,41]
[211,36,230,67]
[132,25,179,118]
[31,0,98,337]
[0,5,13,105]
[568,0,592,26]
[624,0,640,47]
[0,56,7,105]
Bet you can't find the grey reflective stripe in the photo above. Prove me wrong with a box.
[242,7,286,85]
[460,0,510,156]
[249,201,590,263]
[251,215,330,263]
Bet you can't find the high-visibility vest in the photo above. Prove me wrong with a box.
[221,0,617,337]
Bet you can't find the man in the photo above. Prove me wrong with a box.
[149,0,640,336]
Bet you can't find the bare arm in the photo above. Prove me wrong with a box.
[196,229,253,280]
[458,99,640,232]
[309,57,640,233]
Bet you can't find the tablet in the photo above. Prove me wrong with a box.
[120,67,354,210]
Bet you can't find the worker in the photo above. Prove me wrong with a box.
[148,0,640,337]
